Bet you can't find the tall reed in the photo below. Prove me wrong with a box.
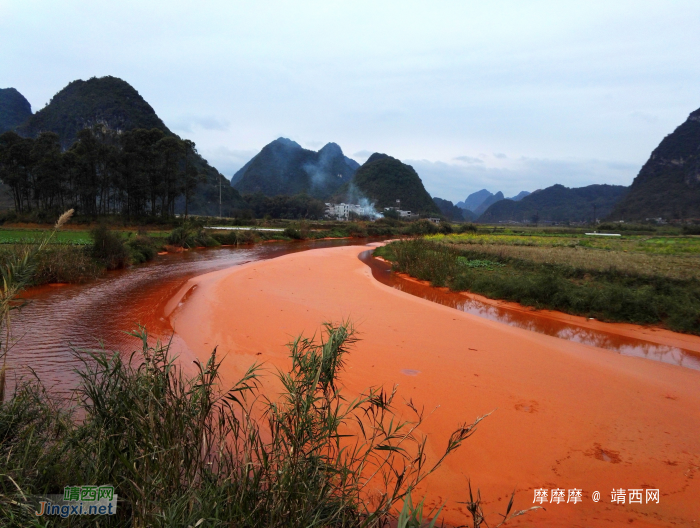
[0,323,534,527]
[0,209,74,401]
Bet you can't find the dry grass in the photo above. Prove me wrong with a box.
[376,239,700,334]
[448,243,700,281]
[430,232,700,255]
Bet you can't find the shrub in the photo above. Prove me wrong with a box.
[283,226,304,240]
[458,223,478,233]
[439,221,454,234]
[125,235,158,264]
[168,224,220,249]
[0,244,101,285]
[90,224,130,270]
[382,209,401,220]
[34,245,102,283]
[403,219,439,236]
[346,223,368,238]
[682,224,700,235]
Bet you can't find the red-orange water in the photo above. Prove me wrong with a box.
[7,241,700,397]
[359,250,700,370]
[8,239,370,394]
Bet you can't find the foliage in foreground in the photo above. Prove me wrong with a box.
[0,323,535,527]
[376,239,700,335]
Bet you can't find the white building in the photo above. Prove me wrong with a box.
[384,206,418,219]
[325,203,381,221]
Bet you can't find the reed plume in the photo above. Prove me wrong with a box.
[54,208,74,230]
[0,210,73,401]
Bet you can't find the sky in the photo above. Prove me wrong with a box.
[2,1,700,203]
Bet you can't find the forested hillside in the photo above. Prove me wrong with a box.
[232,138,358,199]
[335,153,439,214]
[4,76,245,216]
[17,77,168,149]
[0,88,32,134]
[610,107,700,221]
[433,197,465,221]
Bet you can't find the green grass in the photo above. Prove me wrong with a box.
[376,239,700,335]
[0,229,171,245]
[0,229,93,245]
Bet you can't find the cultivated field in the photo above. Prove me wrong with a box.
[376,232,700,334]
[428,233,700,281]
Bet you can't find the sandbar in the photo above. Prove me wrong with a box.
[170,244,700,527]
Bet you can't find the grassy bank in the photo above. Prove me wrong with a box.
[375,238,700,335]
[0,218,452,287]
[0,324,533,527]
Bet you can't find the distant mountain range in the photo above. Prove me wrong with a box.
[231,138,358,199]
[454,184,628,224]
[4,75,699,223]
[0,88,32,134]
[2,76,246,216]
[335,153,440,214]
[473,191,505,217]
[610,107,700,221]
[432,197,466,221]
[478,184,628,223]
[456,189,530,215]
[456,189,491,211]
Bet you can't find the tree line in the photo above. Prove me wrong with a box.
[0,125,204,217]
[240,192,326,220]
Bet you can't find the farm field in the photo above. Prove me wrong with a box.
[0,227,171,245]
[376,233,700,334]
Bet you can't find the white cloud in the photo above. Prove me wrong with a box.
[351,150,374,163]
[169,115,230,134]
[201,146,258,178]
[454,155,483,164]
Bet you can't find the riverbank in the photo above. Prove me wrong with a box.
[168,244,700,527]
[0,220,399,287]
[375,238,700,334]
[367,255,700,364]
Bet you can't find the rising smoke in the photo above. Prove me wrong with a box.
[302,144,346,192]
[343,182,382,218]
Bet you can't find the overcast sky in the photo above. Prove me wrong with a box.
[2,1,700,202]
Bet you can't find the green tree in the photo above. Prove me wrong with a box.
[181,139,204,219]
[155,135,184,216]
[0,132,33,212]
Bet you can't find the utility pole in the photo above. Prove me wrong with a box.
[219,175,222,218]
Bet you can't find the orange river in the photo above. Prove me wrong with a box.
[167,244,700,528]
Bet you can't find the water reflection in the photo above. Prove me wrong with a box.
[359,250,700,371]
[7,239,372,394]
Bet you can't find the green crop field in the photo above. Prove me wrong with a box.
[0,228,170,245]
[376,233,700,334]
[427,232,700,255]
